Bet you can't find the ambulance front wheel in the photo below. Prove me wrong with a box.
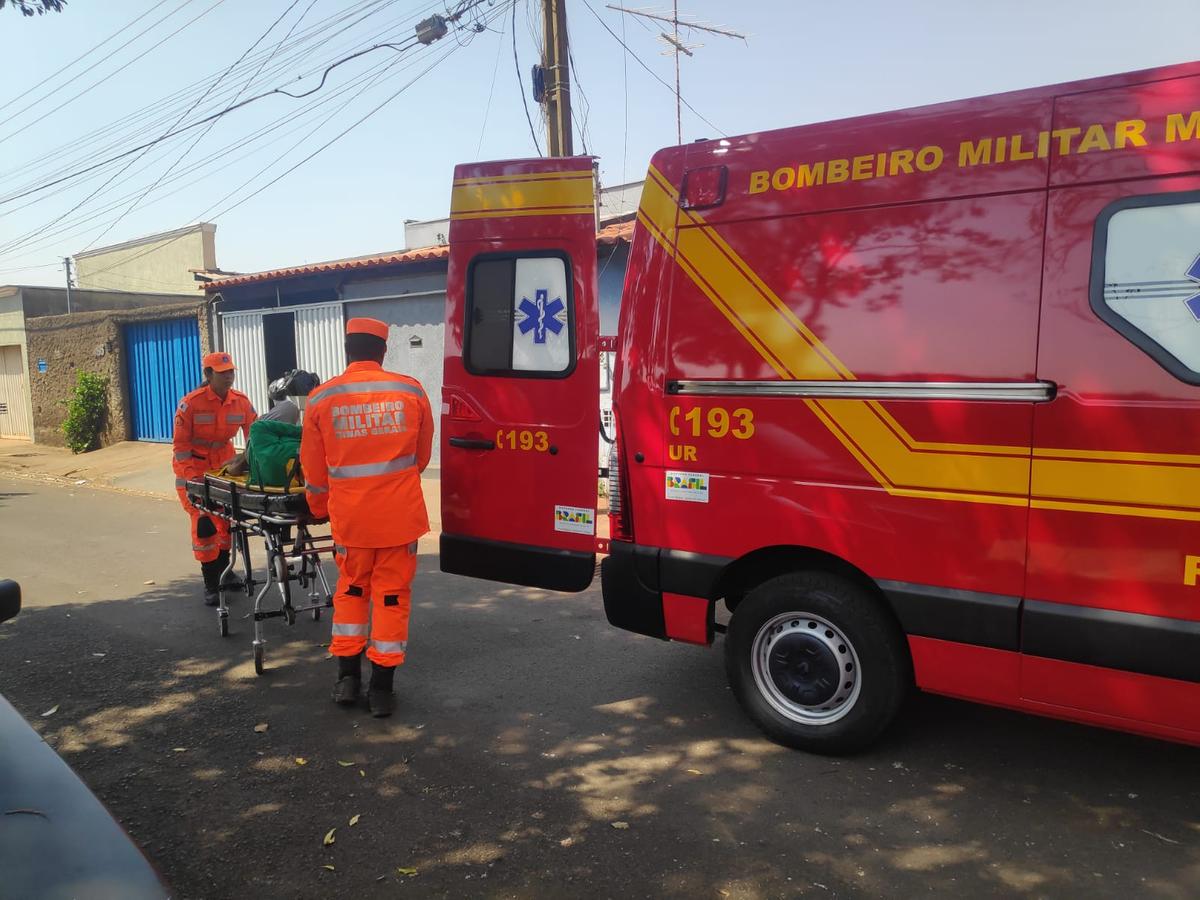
[725,571,910,755]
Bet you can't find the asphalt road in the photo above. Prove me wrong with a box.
[0,475,1197,899]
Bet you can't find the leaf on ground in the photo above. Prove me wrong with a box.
[396,867,418,877]
[323,828,336,847]
[172,747,187,753]
[92,652,106,658]
[337,760,354,767]
[686,768,703,775]
[611,821,630,830]
[143,580,155,585]
[40,705,59,717]
[253,723,269,733]
[295,757,308,766]
[349,814,361,827]
[321,865,335,871]
[359,770,366,778]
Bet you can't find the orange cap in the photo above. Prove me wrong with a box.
[346,317,389,341]
[202,351,235,372]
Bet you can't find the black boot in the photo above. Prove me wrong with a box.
[332,653,362,706]
[200,560,221,606]
[367,661,395,718]
[215,550,243,592]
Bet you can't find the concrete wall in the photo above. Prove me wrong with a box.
[17,285,200,318]
[25,303,209,448]
[73,224,215,294]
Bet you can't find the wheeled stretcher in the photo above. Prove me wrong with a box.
[185,474,335,675]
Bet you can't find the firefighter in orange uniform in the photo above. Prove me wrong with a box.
[301,318,434,717]
[173,352,257,606]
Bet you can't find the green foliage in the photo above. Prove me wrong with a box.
[61,371,107,454]
[0,0,67,15]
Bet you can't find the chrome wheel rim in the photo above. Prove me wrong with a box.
[750,611,862,726]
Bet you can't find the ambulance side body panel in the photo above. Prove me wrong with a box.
[605,61,1200,744]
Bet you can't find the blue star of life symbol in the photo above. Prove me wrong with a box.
[517,288,565,344]
[1185,253,1200,322]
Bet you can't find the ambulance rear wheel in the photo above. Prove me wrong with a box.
[725,571,909,755]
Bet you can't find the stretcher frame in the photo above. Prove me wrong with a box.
[185,474,335,675]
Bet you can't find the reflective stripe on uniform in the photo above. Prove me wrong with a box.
[174,451,192,461]
[306,483,328,494]
[309,380,425,406]
[202,439,228,448]
[175,478,187,488]
[193,413,216,424]
[372,639,407,654]
[328,454,416,480]
[193,542,218,552]
[332,622,369,636]
[226,414,245,423]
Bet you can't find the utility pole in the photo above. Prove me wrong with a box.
[63,256,73,314]
[541,0,573,156]
[607,4,744,144]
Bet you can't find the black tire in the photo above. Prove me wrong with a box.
[219,614,229,638]
[725,570,910,755]
[311,606,321,622]
[254,644,265,676]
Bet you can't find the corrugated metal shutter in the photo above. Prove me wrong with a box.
[0,344,32,439]
[221,311,268,449]
[294,302,345,386]
[124,319,202,442]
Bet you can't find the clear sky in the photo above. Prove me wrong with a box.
[1,0,1199,287]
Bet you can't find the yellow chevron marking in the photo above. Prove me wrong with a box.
[639,164,1200,520]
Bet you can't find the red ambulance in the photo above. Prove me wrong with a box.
[440,61,1200,753]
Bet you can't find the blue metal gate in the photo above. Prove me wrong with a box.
[125,318,202,442]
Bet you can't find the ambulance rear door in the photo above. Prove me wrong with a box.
[440,158,601,592]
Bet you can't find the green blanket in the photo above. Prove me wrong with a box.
[247,419,303,490]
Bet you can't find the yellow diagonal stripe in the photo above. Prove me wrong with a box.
[639,164,1200,520]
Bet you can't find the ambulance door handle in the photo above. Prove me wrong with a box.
[449,437,496,451]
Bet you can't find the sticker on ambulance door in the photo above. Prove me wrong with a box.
[665,471,710,503]
[554,505,595,535]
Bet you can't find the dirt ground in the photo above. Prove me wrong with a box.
[0,474,1197,899]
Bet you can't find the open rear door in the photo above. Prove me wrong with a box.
[441,157,600,591]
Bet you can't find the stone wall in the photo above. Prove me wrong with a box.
[26,303,210,447]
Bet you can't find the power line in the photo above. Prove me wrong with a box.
[0,0,178,117]
[76,2,506,282]
[0,0,405,198]
[0,46,416,261]
[513,0,542,155]
[80,0,316,253]
[475,4,508,156]
[579,0,724,137]
[0,18,445,208]
[0,0,228,145]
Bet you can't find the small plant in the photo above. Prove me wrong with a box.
[62,371,107,454]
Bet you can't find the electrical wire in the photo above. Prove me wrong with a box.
[0,0,229,145]
[0,0,405,197]
[80,0,317,253]
[76,2,505,282]
[475,3,508,156]
[512,0,542,155]
[0,0,179,117]
[580,0,724,137]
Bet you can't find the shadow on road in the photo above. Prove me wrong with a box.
[0,554,1197,899]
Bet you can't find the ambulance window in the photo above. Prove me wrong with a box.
[1093,194,1200,383]
[466,253,575,377]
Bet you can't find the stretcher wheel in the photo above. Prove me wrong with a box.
[311,606,321,622]
[284,605,296,627]
[254,644,265,675]
[219,614,229,637]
